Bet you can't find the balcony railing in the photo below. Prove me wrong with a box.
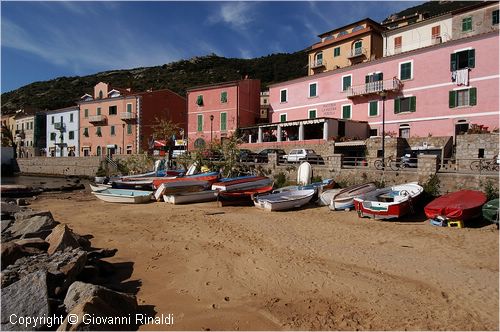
[54,122,65,131]
[88,115,107,124]
[120,112,137,121]
[310,59,326,69]
[347,78,403,98]
[347,47,366,58]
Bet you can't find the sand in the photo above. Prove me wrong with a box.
[30,190,499,331]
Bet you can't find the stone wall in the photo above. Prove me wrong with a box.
[239,140,336,156]
[16,157,102,177]
[455,133,499,160]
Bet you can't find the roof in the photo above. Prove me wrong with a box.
[318,17,385,38]
[186,78,260,92]
[45,105,79,114]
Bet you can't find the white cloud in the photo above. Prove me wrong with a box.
[208,2,256,29]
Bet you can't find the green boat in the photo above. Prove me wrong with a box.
[482,198,499,224]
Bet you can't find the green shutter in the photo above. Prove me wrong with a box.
[220,113,227,131]
[369,101,378,116]
[365,75,370,84]
[111,126,115,135]
[221,91,227,103]
[410,96,416,112]
[280,90,287,102]
[127,124,132,134]
[127,104,132,112]
[309,110,316,119]
[468,49,475,68]
[197,114,203,131]
[280,114,286,122]
[343,76,351,91]
[196,95,203,106]
[394,98,401,114]
[309,84,317,97]
[469,87,477,106]
[449,91,457,108]
[450,53,457,71]
[342,105,351,119]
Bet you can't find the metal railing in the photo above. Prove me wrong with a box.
[347,47,366,58]
[120,112,136,120]
[439,157,499,174]
[88,115,107,123]
[279,155,325,165]
[341,156,369,168]
[347,78,403,98]
[310,59,326,68]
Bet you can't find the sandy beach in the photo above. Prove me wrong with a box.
[29,190,499,331]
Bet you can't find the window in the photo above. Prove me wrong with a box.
[449,88,477,108]
[280,114,287,122]
[220,91,227,103]
[341,105,351,119]
[308,110,317,119]
[399,61,413,80]
[97,107,101,116]
[352,25,364,33]
[220,112,227,131]
[126,145,133,155]
[431,25,441,39]
[338,30,348,37]
[314,52,323,66]
[309,83,318,97]
[493,9,499,25]
[69,131,74,140]
[399,124,410,138]
[353,40,362,55]
[109,106,117,115]
[83,128,89,137]
[96,127,102,137]
[394,36,402,53]
[334,47,340,57]
[368,101,378,117]
[197,114,203,132]
[126,103,132,112]
[342,75,352,91]
[110,125,115,136]
[196,95,204,106]
[462,17,472,32]
[127,124,132,134]
[280,89,288,103]
[365,72,383,84]
[96,146,101,156]
[84,109,89,118]
[394,96,416,113]
[98,90,103,99]
[70,113,74,122]
[369,128,378,137]
[50,132,56,140]
[451,49,475,71]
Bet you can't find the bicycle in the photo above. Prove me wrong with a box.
[374,156,401,171]
[470,157,499,172]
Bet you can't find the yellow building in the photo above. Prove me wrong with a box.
[308,18,385,75]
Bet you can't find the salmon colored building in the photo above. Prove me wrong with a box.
[186,79,261,149]
[78,82,186,156]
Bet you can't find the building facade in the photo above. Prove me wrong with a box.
[186,79,261,149]
[46,106,80,157]
[1,113,17,146]
[269,31,499,140]
[451,2,499,39]
[14,113,35,158]
[308,18,385,76]
[78,82,186,157]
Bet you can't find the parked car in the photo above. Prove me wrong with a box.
[400,151,418,168]
[283,149,324,164]
[239,149,258,162]
[254,148,286,163]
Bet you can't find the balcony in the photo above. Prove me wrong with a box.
[347,47,366,59]
[347,78,403,98]
[54,122,65,131]
[310,59,326,69]
[120,112,137,121]
[88,115,107,124]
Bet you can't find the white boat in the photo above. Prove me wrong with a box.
[353,182,423,219]
[163,190,217,204]
[329,182,377,211]
[92,188,152,204]
[253,189,315,211]
[154,180,209,201]
[297,161,312,185]
[89,183,111,192]
[318,189,342,206]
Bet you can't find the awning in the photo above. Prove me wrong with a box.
[334,140,366,147]
[154,140,166,148]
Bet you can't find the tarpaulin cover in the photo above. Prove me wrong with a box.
[424,190,487,221]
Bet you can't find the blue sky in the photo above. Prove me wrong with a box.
[1,1,423,93]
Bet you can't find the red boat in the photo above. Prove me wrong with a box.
[152,172,220,189]
[211,176,271,191]
[424,190,487,222]
[217,185,274,206]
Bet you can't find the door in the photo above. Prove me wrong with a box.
[338,121,346,137]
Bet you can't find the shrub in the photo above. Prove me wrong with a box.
[480,179,499,201]
[274,172,290,188]
[422,174,440,197]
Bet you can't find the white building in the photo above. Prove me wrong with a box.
[46,106,80,157]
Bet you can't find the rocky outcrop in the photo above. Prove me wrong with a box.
[45,224,81,255]
[1,242,32,270]
[13,238,49,251]
[8,210,59,240]
[1,271,51,331]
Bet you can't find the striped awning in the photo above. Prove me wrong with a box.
[334,140,366,147]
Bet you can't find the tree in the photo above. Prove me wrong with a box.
[1,122,17,158]
[151,117,180,163]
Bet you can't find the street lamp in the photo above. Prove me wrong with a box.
[122,123,125,155]
[379,90,387,169]
[210,115,214,142]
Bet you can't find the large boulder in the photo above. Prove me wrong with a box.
[1,271,51,331]
[1,242,32,270]
[45,224,80,255]
[13,238,49,251]
[8,210,59,239]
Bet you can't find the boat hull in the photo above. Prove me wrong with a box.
[329,183,377,211]
[92,189,152,204]
[483,198,499,224]
[254,189,315,211]
[424,190,487,222]
[163,190,217,204]
[218,185,274,206]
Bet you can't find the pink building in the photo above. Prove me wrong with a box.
[186,79,260,149]
[78,82,186,156]
[269,31,499,140]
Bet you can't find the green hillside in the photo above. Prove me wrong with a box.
[1,52,308,114]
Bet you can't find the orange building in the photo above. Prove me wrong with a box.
[78,82,186,157]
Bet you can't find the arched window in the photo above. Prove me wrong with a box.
[98,90,103,99]
[315,52,323,66]
[97,146,101,156]
[352,40,363,56]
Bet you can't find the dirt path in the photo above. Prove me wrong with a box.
[31,191,499,330]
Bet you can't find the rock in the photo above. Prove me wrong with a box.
[87,248,117,259]
[1,248,87,292]
[73,233,91,250]
[1,271,51,331]
[60,282,138,331]
[1,202,25,215]
[13,238,49,251]
[15,198,28,206]
[1,242,31,270]
[9,211,59,239]
[45,224,81,255]
[1,219,13,232]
